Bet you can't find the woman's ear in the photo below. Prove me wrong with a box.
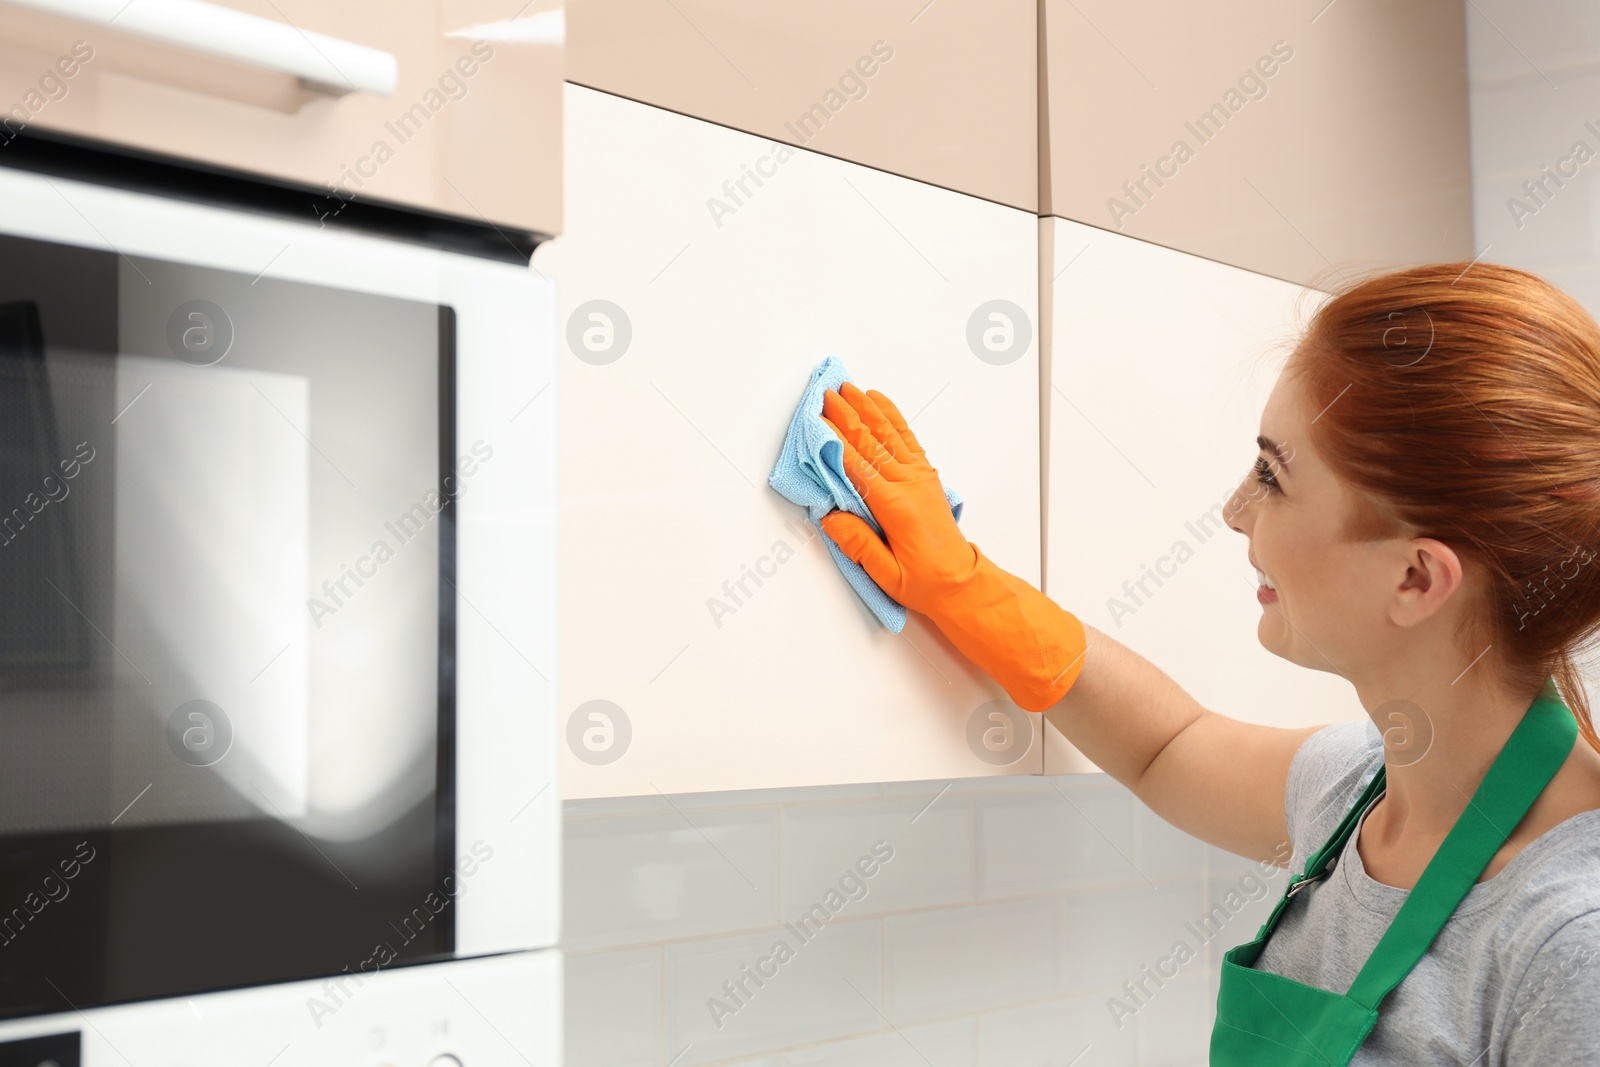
[1390,537,1465,627]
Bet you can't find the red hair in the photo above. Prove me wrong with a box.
[1287,262,1600,752]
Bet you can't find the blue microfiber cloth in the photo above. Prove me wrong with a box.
[767,356,962,632]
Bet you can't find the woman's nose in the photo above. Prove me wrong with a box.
[1225,473,1256,536]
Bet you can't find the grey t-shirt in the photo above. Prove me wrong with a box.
[1251,718,1600,1065]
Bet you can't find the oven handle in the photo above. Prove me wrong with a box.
[8,0,398,96]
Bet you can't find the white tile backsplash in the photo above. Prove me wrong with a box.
[663,919,883,1065]
[566,947,661,1067]
[883,898,1059,1022]
[564,807,782,950]
[976,780,1139,898]
[783,1018,976,1067]
[1199,874,1281,954]
[781,796,975,917]
[976,992,1139,1067]
[564,774,1219,1067]
[1058,882,1207,994]
[1132,975,1212,1067]
[1133,802,1208,882]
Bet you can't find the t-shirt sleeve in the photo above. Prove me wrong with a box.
[1282,719,1382,865]
[1499,910,1600,1065]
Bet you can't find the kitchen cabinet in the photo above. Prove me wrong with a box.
[0,0,561,236]
[564,0,1037,212]
[539,84,1043,798]
[1039,0,1472,287]
[1040,217,1364,774]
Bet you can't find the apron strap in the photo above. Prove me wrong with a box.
[1249,761,1387,942]
[1346,682,1578,1010]
[1300,764,1387,886]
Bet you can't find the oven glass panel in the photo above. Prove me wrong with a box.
[0,232,455,1018]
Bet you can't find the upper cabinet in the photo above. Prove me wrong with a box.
[539,85,1044,798]
[564,0,1037,212]
[0,0,563,236]
[563,0,1474,285]
[1040,217,1364,774]
[1040,0,1473,287]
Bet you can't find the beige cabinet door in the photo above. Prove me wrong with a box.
[0,0,562,235]
[540,85,1043,798]
[564,0,1037,212]
[1039,0,1472,287]
[1041,218,1363,774]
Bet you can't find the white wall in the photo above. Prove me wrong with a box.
[563,778,1280,1067]
[1468,0,1600,310]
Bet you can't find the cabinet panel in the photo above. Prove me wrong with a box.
[1041,218,1362,774]
[1041,0,1472,287]
[0,0,561,235]
[565,0,1037,212]
[541,85,1042,798]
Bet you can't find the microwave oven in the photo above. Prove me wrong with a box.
[0,132,559,1064]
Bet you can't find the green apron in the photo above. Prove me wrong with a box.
[1210,679,1578,1065]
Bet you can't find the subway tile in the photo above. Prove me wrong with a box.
[873,779,955,799]
[1134,975,1213,1067]
[879,769,1119,804]
[948,774,1065,796]
[977,782,1138,898]
[1204,957,1224,1018]
[781,796,975,918]
[564,796,670,819]
[1132,803,1206,881]
[1202,842,1264,879]
[1201,873,1284,956]
[565,948,661,1067]
[883,899,1058,1023]
[976,992,1137,1067]
[1197,860,1275,977]
[1043,775,1126,800]
[663,919,883,1065]
[783,1018,975,1067]
[563,808,781,950]
[1058,882,1206,995]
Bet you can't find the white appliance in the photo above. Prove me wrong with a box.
[0,132,558,1064]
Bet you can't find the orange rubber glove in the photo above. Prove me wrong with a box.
[818,382,1088,712]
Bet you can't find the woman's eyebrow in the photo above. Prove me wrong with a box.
[1257,434,1292,475]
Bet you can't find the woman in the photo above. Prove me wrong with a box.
[818,262,1600,1065]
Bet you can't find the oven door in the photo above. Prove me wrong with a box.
[0,159,557,1023]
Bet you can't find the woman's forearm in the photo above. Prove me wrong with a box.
[1043,623,1208,791]
[1042,622,1319,862]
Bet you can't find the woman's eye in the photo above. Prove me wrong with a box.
[1253,456,1280,492]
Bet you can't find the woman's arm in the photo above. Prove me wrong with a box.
[1046,622,1321,865]
[818,382,1320,866]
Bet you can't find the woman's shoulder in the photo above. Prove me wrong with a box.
[1495,866,1600,1061]
[1279,717,1600,904]
[1490,806,1600,944]
[1282,718,1384,861]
